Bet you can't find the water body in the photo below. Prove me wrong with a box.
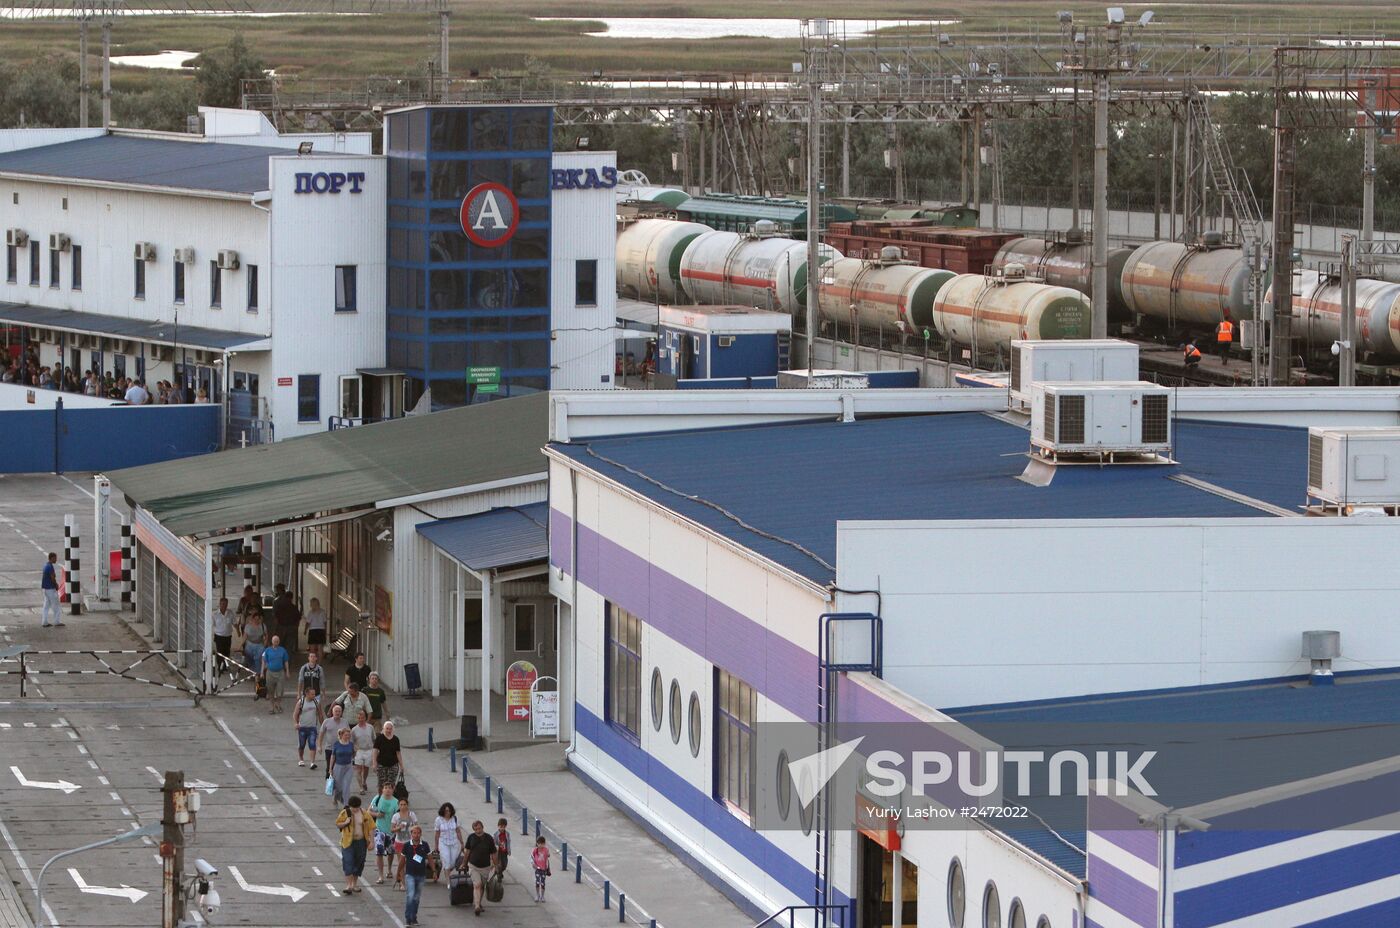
[110,50,199,70]
[535,17,957,40]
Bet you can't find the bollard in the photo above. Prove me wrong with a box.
[619,893,626,922]
[521,807,529,835]
[496,786,504,814]
[575,855,583,883]
[604,880,611,910]
[461,763,469,783]
[651,920,657,928]
[450,745,457,771]
[428,727,435,752]
[561,843,568,869]
[484,776,492,802]
[535,818,541,839]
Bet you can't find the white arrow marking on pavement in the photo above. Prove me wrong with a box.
[68,868,147,903]
[10,766,80,794]
[229,866,307,902]
[144,766,219,794]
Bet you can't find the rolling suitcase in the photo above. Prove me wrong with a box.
[449,871,473,907]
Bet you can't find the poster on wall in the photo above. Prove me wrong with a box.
[374,585,392,635]
[506,660,538,721]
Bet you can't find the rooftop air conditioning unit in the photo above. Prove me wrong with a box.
[119,340,137,355]
[1030,381,1173,458]
[48,233,70,252]
[151,345,172,362]
[217,249,240,270]
[176,246,196,264]
[1306,427,1400,511]
[1010,338,1140,407]
[6,229,27,247]
[134,242,157,262]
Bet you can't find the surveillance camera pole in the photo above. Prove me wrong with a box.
[162,770,186,928]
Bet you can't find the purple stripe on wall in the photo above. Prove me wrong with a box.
[1087,854,1157,928]
[550,507,571,570]
[1087,793,1160,866]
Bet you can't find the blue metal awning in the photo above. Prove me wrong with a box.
[0,302,271,351]
[416,502,548,573]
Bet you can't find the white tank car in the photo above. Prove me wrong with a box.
[679,228,840,313]
[1266,270,1400,359]
[816,254,955,335]
[616,218,712,304]
[1119,240,1252,328]
[933,271,1092,349]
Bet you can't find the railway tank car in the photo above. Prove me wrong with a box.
[1266,270,1400,360]
[616,218,712,304]
[990,233,1133,321]
[1119,238,1252,329]
[932,268,1093,348]
[816,250,955,335]
[679,225,840,312]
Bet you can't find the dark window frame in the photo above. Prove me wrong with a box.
[71,244,81,291]
[48,247,59,288]
[714,668,757,823]
[209,260,221,308]
[335,265,358,313]
[5,244,15,283]
[247,264,259,312]
[173,261,185,304]
[604,603,642,742]
[134,258,146,299]
[28,241,39,286]
[575,258,598,307]
[296,374,320,423]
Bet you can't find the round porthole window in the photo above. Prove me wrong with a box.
[1035,917,1052,928]
[1008,899,1026,928]
[650,669,664,732]
[798,765,815,835]
[687,692,702,757]
[669,679,682,744]
[947,859,966,928]
[776,750,792,820]
[983,882,1001,928]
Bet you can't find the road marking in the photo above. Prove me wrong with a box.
[120,807,132,817]
[67,732,79,741]
[274,822,284,830]
[75,743,87,753]
[144,766,219,794]
[106,725,120,731]
[285,835,295,844]
[0,723,9,729]
[68,868,148,902]
[215,719,405,928]
[10,765,80,794]
[0,812,59,925]
[228,865,308,902]
[248,790,259,800]
[109,791,121,801]
[312,866,323,876]
[59,474,96,501]
[325,883,341,898]
[223,759,233,768]
[97,774,107,783]
[236,774,247,783]
[23,722,35,728]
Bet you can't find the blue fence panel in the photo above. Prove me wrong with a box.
[0,404,220,473]
[0,409,59,472]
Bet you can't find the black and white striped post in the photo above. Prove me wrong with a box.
[119,515,134,610]
[63,514,82,615]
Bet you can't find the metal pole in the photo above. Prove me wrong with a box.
[161,771,185,928]
[971,106,983,221]
[1270,53,1296,387]
[1071,78,1081,229]
[93,475,110,601]
[36,824,161,928]
[1363,80,1376,273]
[1183,105,1195,242]
[1170,116,1178,241]
[78,19,89,129]
[805,39,821,370]
[1341,235,1357,387]
[203,543,215,692]
[841,110,850,199]
[100,19,111,130]
[892,849,903,928]
[439,10,450,101]
[1091,70,1109,339]
[1153,151,1162,241]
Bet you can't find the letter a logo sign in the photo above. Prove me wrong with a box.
[460,182,520,248]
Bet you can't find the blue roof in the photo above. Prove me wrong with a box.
[416,502,548,572]
[551,412,1307,583]
[0,135,288,195]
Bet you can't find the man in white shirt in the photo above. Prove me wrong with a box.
[212,596,236,678]
[124,379,150,406]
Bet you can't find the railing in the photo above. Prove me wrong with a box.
[753,905,852,928]
[328,414,397,430]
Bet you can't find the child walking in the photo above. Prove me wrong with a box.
[531,836,551,902]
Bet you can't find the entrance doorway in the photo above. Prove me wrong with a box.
[858,833,918,928]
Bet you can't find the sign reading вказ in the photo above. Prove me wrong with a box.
[550,166,618,191]
[293,171,367,194]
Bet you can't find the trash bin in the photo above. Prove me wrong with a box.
[460,715,479,750]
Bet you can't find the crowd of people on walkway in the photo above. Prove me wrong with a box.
[2,346,209,402]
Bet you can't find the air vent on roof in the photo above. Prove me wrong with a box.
[1306,427,1400,514]
[1030,381,1173,462]
[1009,339,1140,407]
[1010,345,1022,394]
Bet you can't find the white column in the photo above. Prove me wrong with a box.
[455,562,465,718]
[480,569,493,740]
[202,543,215,694]
[92,475,111,601]
[431,550,442,698]
[892,849,903,928]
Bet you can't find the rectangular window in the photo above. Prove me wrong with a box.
[29,241,39,285]
[173,262,185,304]
[605,603,642,740]
[71,245,81,290]
[335,265,357,312]
[6,244,15,283]
[209,261,221,308]
[48,247,59,288]
[113,354,126,378]
[297,374,320,423]
[514,603,536,652]
[134,258,146,299]
[247,264,259,312]
[715,668,757,822]
[575,259,598,307]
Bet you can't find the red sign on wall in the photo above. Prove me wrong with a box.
[460,182,520,248]
[277,377,293,387]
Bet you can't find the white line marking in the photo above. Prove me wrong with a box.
[285,835,295,844]
[109,791,121,801]
[235,774,247,783]
[66,731,79,740]
[60,474,96,500]
[248,790,259,800]
[312,867,323,877]
[215,719,405,928]
[68,868,148,902]
[325,883,341,898]
[227,865,307,902]
[97,775,108,785]
[120,808,132,817]
[274,822,285,830]
[223,759,233,768]
[0,812,60,926]
[23,722,35,728]
[10,765,80,793]
[76,744,88,754]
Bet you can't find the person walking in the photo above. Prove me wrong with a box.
[1216,312,1235,366]
[212,597,235,679]
[260,635,291,714]
[335,681,373,727]
[433,803,463,883]
[345,652,372,692]
[336,795,374,895]
[391,799,418,890]
[40,552,62,628]
[272,583,301,658]
[494,817,511,874]
[464,820,498,915]
[350,708,375,795]
[297,652,325,697]
[371,720,404,794]
[330,726,356,807]
[318,702,348,775]
[242,609,267,670]
[363,671,389,730]
[304,597,328,661]
[401,824,431,927]
[293,684,322,768]
[369,782,400,886]
[531,836,551,903]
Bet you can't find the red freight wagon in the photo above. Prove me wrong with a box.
[823,221,1020,275]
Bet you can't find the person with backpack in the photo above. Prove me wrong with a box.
[293,684,322,768]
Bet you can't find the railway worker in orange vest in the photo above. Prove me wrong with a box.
[1216,313,1235,365]
[1183,341,1202,370]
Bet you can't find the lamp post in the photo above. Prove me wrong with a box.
[36,823,161,926]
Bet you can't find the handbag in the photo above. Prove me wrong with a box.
[324,777,335,797]
[393,770,409,801]
[485,871,504,903]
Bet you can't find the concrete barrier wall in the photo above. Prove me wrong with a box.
[0,382,123,410]
[0,402,220,473]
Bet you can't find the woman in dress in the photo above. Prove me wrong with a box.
[330,726,356,808]
[432,802,464,883]
[350,708,375,795]
[241,609,267,670]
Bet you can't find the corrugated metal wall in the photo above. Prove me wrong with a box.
[138,543,156,641]
[157,560,177,646]
[181,585,204,674]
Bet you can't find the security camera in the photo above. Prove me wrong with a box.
[201,888,222,915]
[1332,341,1342,356]
[375,528,392,542]
[194,859,219,878]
